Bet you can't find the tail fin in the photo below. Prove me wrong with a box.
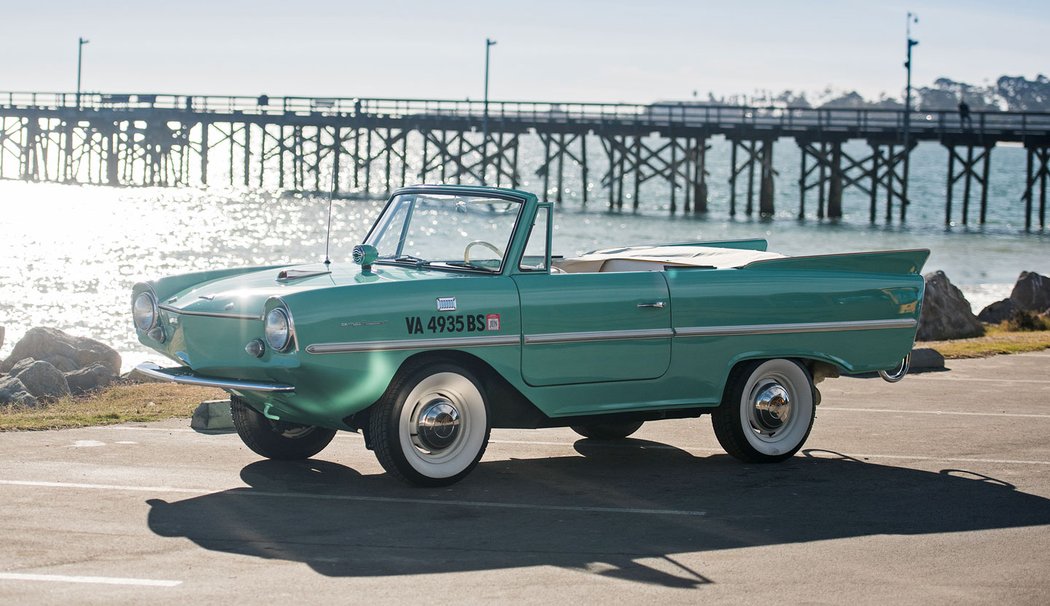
[744,249,930,275]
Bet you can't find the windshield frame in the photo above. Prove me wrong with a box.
[363,187,529,275]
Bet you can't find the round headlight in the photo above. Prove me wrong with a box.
[265,308,292,352]
[133,292,158,331]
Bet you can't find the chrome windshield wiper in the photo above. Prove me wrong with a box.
[378,254,430,268]
[440,260,499,273]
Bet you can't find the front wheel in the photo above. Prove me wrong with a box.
[711,359,815,463]
[231,396,336,460]
[368,362,491,487]
[571,421,644,440]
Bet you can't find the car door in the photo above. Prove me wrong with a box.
[512,272,672,387]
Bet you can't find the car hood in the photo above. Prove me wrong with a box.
[160,262,468,318]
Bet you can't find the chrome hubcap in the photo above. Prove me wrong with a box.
[415,397,461,451]
[750,381,792,435]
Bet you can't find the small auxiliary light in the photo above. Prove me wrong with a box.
[245,339,265,358]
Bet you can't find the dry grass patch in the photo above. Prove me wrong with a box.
[920,325,1050,359]
[0,381,226,431]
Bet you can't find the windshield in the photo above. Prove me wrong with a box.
[365,193,522,272]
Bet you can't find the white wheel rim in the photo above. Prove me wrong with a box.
[738,360,813,456]
[398,372,487,479]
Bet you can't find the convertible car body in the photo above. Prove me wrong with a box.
[134,184,927,486]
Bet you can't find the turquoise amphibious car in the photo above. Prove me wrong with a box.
[134,184,927,486]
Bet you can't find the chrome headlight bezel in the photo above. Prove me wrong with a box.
[133,291,158,332]
[264,307,294,352]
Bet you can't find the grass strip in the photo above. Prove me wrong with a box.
[920,326,1050,359]
[0,382,226,431]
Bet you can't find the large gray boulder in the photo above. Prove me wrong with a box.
[977,298,1017,324]
[1009,271,1050,313]
[0,376,39,407]
[8,358,71,401]
[0,327,121,375]
[977,271,1050,324]
[917,271,985,341]
[65,362,117,396]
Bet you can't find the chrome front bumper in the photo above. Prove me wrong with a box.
[133,362,295,393]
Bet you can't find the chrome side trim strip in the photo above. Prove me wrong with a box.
[305,319,913,354]
[132,362,294,393]
[524,328,675,345]
[158,304,260,321]
[306,334,521,355]
[675,318,917,337]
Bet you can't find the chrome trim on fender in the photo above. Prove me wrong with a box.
[675,318,917,338]
[132,362,295,393]
[306,334,521,354]
[158,304,261,321]
[525,328,675,345]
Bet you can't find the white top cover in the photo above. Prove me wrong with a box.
[555,245,784,273]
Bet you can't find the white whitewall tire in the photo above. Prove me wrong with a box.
[369,362,490,486]
[712,359,816,463]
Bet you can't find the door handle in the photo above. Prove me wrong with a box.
[637,301,666,309]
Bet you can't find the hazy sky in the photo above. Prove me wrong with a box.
[2,0,1046,103]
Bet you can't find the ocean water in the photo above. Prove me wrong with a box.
[0,138,1047,371]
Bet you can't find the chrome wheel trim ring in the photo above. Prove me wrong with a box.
[415,397,462,451]
[749,381,792,435]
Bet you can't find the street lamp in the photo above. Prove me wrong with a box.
[76,36,90,109]
[481,37,497,185]
[901,12,918,221]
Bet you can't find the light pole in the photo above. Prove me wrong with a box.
[901,12,918,221]
[76,36,90,109]
[481,37,497,185]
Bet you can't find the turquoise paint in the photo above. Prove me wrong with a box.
[133,184,927,429]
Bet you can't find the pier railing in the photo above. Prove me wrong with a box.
[3,91,1049,139]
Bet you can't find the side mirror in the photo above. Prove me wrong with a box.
[352,244,378,273]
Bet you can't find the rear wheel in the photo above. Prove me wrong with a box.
[368,362,491,487]
[712,359,815,463]
[571,421,644,440]
[231,396,336,460]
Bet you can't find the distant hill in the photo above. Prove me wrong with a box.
[671,75,1050,112]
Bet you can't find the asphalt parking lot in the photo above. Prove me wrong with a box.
[2,352,1049,605]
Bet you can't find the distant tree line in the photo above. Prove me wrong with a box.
[691,74,1050,112]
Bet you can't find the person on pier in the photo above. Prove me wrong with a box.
[958,100,972,130]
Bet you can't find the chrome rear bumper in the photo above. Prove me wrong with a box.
[133,362,295,393]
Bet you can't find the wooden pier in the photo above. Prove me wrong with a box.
[1,91,1049,228]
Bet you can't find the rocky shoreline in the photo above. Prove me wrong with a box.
[0,327,122,407]
[1,270,1048,408]
[919,270,1050,341]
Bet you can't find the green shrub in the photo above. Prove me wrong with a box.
[1003,310,1050,332]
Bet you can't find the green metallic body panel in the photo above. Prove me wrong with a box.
[514,272,671,386]
[664,238,769,251]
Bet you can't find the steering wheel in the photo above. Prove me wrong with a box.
[464,240,504,264]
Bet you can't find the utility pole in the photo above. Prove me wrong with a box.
[481,38,497,186]
[901,12,918,221]
[76,36,90,109]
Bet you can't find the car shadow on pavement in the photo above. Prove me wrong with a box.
[146,439,1050,588]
